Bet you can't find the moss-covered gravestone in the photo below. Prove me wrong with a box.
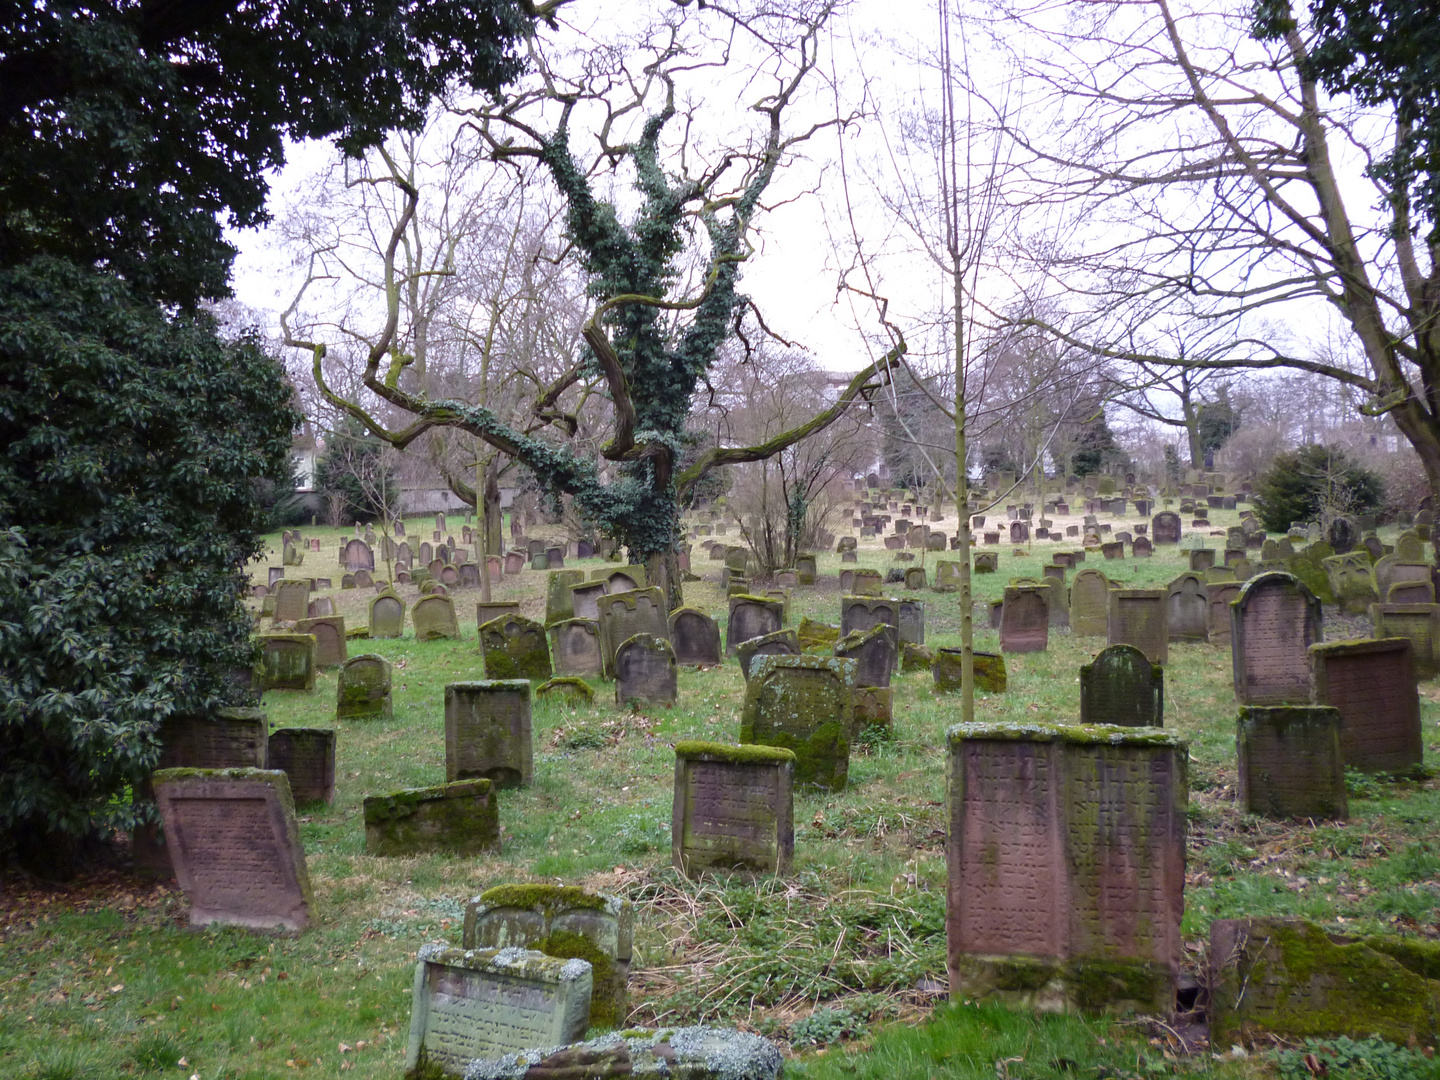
[597,587,668,677]
[614,633,678,708]
[545,569,586,625]
[265,728,335,804]
[535,676,595,704]
[1079,644,1163,727]
[1209,918,1440,1044]
[795,554,817,585]
[363,779,499,856]
[1368,603,1440,680]
[368,591,405,639]
[272,578,310,623]
[480,614,553,681]
[403,945,592,1076]
[933,649,1006,694]
[1310,638,1422,774]
[549,618,603,679]
[1237,705,1347,819]
[834,624,895,689]
[1322,551,1378,615]
[336,654,392,721]
[152,768,313,931]
[672,741,795,877]
[739,655,855,791]
[445,681,532,788]
[1069,568,1112,637]
[851,568,883,596]
[256,633,316,692]
[411,594,460,642]
[1231,572,1323,704]
[946,721,1187,1013]
[1107,588,1168,665]
[463,885,634,1030]
[736,628,800,681]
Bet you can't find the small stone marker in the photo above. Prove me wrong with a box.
[739,655,855,791]
[1165,572,1209,642]
[614,633,678,708]
[445,681,533,787]
[152,767,313,931]
[1107,588,1168,665]
[1369,603,1440,679]
[933,649,1007,693]
[480,614,553,681]
[1310,638,1422,774]
[549,618,604,678]
[946,721,1186,1012]
[369,591,405,639]
[256,633,316,692]
[363,779,499,856]
[534,676,595,704]
[403,945,592,1075]
[1079,644,1163,727]
[412,594,460,641]
[735,629,801,680]
[1237,705,1347,819]
[337,654,392,721]
[1000,586,1049,653]
[672,741,795,877]
[1231,572,1323,704]
[265,728,335,804]
[668,607,722,666]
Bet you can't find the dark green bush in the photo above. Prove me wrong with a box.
[1253,443,1383,533]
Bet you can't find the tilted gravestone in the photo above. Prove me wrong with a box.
[740,655,856,791]
[1000,586,1049,653]
[265,728,336,804]
[1080,644,1163,727]
[834,623,896,688]
[1206,581,1243,647]
[369,591,405,639]
[480,614,553,681]
[569,580,609,621]
[669,607,722,666]
[295,616,346,667]
[1069,568,1111,637]
[1231,572,1323,704]
[1166,572,1209,642]
[545,569,586,625]
[1237,705,1347,819]
[445,680,532,787]
[726,594,785,656]
[549,618,604,678]
[463,885,633,1030]
[933,649,1007,694]
[945,721,1186,1012]
[1310,638,1423,774]
[404,945,592,1075]
[337,654,392,721]
[1107,588,1168,665]
[257,633,316,692]
[614,633,678,708]
[1368,603,1440,680]
[671,741,795,877]
[363,778,498,856]
[736,629,801,681]
[272,579,311,623]
[152,767,313,931]
[1150,511,1182,544]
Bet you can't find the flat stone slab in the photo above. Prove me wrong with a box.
[458,1026,783,1080]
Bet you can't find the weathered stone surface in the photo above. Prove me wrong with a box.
[735,629,800,681]
[1165,572,1209,642]
[839,596,900,670]
[851,568,883,596]
[795,554,818,585]
[946,722,1187,1013]
[445,681,533,788]
[726,594,785,656]
[295,616,347,667]
[897,597,926,646]
[481,615,553,681]
[1107,588,1168,665]
[1151,511,1181,544]
[257,633,316,692]
[457,1026,783,1080]
[1069,569,1112,637]
[273,579,311,623]
[597,588,668,677]
[337,654,392,721]
[614,634,678,708]
[1323,551,1378,615]
[933,648,1006,693]
[152,768,313,931]
[669,607,722,666]
[543,570,586,625]
[1369,603,1440,679]
[568,581,609,622]
[796,616,841,651]
[534,676,595,704]
[265,728,335,804]
[549,618,603,679]
[1206,582,1243,648]
[1209,918,1440,1046]
[739,655,856,791]
[404,945,592,1074]
[1310,638,1422,774]
[1000,586,1049,653]
[155,709,267,770]
[1080,644,1163,727]
[412,595,461,642]
[369,591,405,639]
[1237,705,1347,819]
[973,552,998,574]
[1231,573,1323,704]
[364,779,499,857]
[672,741,796,877]
[343,539,374,572]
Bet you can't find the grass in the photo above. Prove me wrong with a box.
[2,507,1439,1079]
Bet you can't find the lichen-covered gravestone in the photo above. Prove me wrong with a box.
[1079,644,1163,727]
[932,649,1007,693]
[1000,586,1049,653]
[463,885,634,1030]
[834,623,895,688]
[851,568,883,596]
[839,596,900,669]
[946,721,1187,1012]
[614,634,678,708]
[1165,572,1209,642]
[403,945,592,1075]
[256,633,316,692]
[545,569,586,625]
[337,654,392,721]
[445,681,533,788]
[1237,705,1347,819]
[1310,638,1422,774]
[1069,569,1112,637]
[739,655,856,791]
[1368,603,1440,679]
[668,607,722,666]
[265,728,335,804]
[735,628,801,681]
[152,768,313,931]
[480,614,553,681]
[548,618,603,678]
[368,591,405,639]
[363,779,499,856]
[412,594,460,642]
[1151,511,1181,544]
[1231,572,1323,704]
[671,741,795,877]
[1107,588,1168,665]
[597,587,668,677]
[726,594,785,656]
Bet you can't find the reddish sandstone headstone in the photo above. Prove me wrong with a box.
[1231,573,1322,704]
[1237,706,1347,820]
[444,680,533,788]
[1206,581,1242,648]
[946,722,1186,1012]
[1310,638,1422,774]
[1107,588,1168,664]
[999,586,1049,653]
[671,741,795,876]
[265,728,336,804]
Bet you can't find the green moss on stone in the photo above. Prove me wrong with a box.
[1066,960,1168,1011]
[478,884,608,913]
[946,720,1185,748]
[674,741,797,765]
[539,929,621,1028]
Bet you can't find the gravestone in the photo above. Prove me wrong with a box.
[1079,644,1163,727]
[735,629,801,681]
[475,601,521,629]
[545,569,586,625]
[1069,568,1111,637]
[999,586,1049,653]
[569,580,609,621]
[480,615,553,681]
[1188,549,1216,573]
[1368,604,1440,679]
[1166,572,1209,642]
[726,594,785,655]
[1310,638,1422,774]
[463,885,634,1030]
[337,654,393,721]
[412,594,460,641]
[898,597,926,646]
[546,546,566,569]
[257,633,316,692]
[933,649,1007,694]
[839,596,900,668]
[614,634,679,707]
[305,596,334,618]
[343,539,374,572]
[740,655,856,790]
[1324,552,1378,614]
[597,588,668,677]
[946,722,1186,1012]
[1327,516,1356,554]
[504,550,526,574]
[834,624,896,689]
[363,778,498,856]
[155,708,267,771]
[534,677,595,705]
[152,768,313,930]
[795,554,818,585]
[1151,511,1181,544]
[903,567,927,590]
[1372,554,1429,603]
[672,741,795,876]
[369,591,405,639]
[1237,705,1347,819]
[1206,581,1243,647]
[1231,573,1323,704]
[458,562,481,589]
[265,728,336,804]
[669,607,722,666]
[295,616,347,667]
[1107,588,1168,664]
[403,945,592,1076]
[973,552,998,573]
[445,681,532,787]
[549,618,604,678]
[1388,579,1436,604]
[273,579,311,623]
[851,568,883,596]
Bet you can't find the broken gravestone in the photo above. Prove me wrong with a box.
[363,779,499,857]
